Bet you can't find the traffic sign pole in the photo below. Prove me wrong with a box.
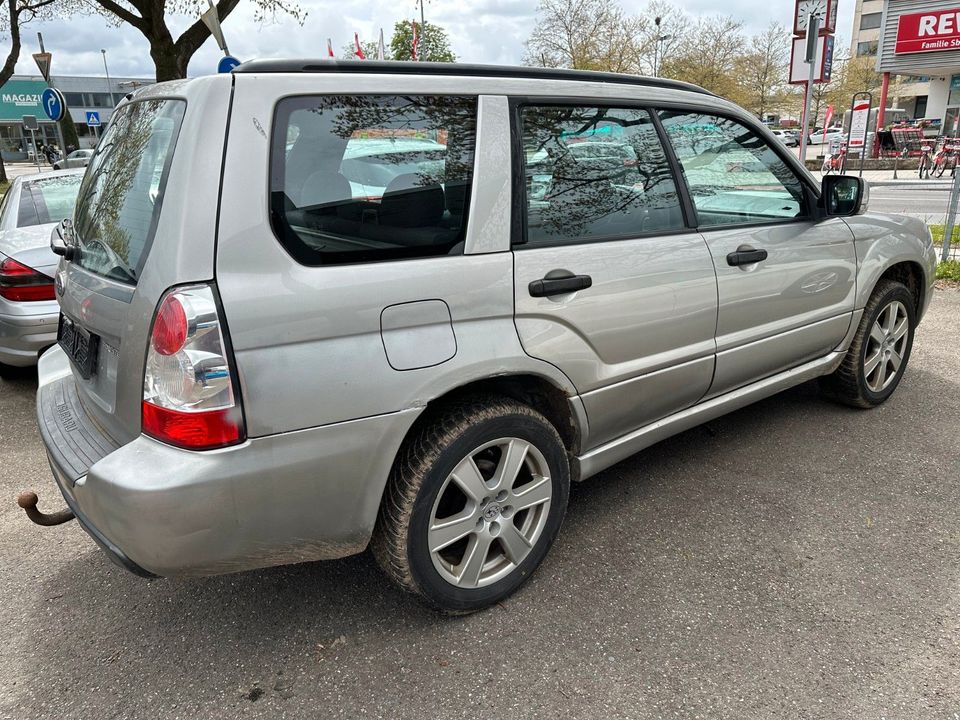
[798,17,820,165]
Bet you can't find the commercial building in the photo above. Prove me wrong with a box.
[851,0,932,118]
[0,73,153,161]
[875,0,960,134]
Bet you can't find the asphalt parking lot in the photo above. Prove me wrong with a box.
[1,290,958,720]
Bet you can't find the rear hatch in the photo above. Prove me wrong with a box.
[52,77,232,445]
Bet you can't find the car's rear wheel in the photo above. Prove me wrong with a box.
[372,397,570,614]
[820,280,915,408]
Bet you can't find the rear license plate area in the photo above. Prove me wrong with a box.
[58,314,100,379]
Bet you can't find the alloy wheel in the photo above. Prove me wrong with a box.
[428,438,552,589]
[863,300,909,393]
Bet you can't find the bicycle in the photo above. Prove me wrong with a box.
[821,142,847,175]
[931,138,959,178]
[918,142,934,179]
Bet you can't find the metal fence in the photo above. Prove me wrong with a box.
[942,172,960,263]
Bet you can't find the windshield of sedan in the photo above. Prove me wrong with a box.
[16,174,83,228]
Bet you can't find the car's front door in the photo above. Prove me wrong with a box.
[512,103,718,450]
[659,110,857,396]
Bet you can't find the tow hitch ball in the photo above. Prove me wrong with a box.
[17,491,75,526]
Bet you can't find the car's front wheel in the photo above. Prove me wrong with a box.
[373,397,570,614]
[820,280,916,408]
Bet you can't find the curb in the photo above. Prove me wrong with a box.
[867,181,953,189]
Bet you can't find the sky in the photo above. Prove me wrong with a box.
[11,0,856,80]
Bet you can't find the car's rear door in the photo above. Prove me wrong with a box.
[511,102,718,450]
[658,110,856,396]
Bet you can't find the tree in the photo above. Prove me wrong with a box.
[390,19,455,62]
[524,0,641,73]
[662,16,744,99]
[85,0,305,82]
[0,0,58,182]
[735,23,790,118]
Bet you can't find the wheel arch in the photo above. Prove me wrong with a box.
[875,260,925,317]
[394,373,587,482]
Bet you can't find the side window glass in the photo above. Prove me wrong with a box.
[659,112,806,227]
[519,105,685,247]
[271,95,477,266]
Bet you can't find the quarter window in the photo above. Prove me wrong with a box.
[518,105,685,247]
[270,95,477,265]
[660,111,806,228]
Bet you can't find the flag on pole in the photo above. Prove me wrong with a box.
[824,104,834,130]
[411,21,419,61]
[354,32,366,60]
[377,28,386,60]
[327,38,334,58]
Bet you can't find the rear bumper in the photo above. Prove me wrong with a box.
[0,301,59,366]
[37,349,421,577]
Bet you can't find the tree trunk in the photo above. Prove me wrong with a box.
[150,38,188,81]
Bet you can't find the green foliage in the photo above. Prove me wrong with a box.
[929,224,945,244]
[390,19,456,62]
[936,260,960,282]
[0,180,9,200]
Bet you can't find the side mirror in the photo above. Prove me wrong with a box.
[820,175,868,217]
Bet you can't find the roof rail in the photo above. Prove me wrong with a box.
[232,59,712,96]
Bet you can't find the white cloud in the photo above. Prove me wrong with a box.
[12,0,857,80]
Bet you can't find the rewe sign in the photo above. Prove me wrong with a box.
[896,7,960,54]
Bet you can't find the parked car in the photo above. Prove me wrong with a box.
[809,127,845,145]
[53,149,94,170]
[26,63,936,615]
[770,129,799,147]
[0,169,85,370]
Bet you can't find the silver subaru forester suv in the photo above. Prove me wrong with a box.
[24,61,936,614]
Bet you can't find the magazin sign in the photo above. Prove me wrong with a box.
[0,80,51,122]
[896,7,960,54]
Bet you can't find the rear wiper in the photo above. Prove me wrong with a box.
[50,219,81,261]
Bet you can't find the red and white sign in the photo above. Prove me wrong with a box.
[848,100,870,149]
[896,8,960,54]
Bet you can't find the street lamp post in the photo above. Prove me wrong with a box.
[101,49,114,107]
[652,17,672,77]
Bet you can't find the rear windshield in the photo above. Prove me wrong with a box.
[270,95,478,266]
[73,98,185,285]
[16,174,83,228]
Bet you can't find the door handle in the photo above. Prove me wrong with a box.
[726,247,768,266]
[528,274,593,298]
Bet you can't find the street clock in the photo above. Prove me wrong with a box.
[793,0,838,35]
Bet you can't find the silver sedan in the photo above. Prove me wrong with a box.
[0,169,84,370]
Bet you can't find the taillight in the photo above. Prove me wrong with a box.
[0,257,56,302]
[142,285,244,450]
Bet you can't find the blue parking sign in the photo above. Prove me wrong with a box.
[86,111,101,127]
[41,88,65,122]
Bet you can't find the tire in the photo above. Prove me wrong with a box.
[372,396,570,614]
[820,280,916,408]
[935,162,946,178]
